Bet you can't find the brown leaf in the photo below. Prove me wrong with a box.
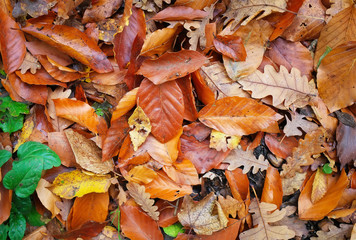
[218,195,241,218]
[283,112,318,137]
[152,6,208,21]
[15,68,66,87]
[265,133,298,159]
[199,96,282,136]
[311,224,353,240]
[126,182,159,221]
[137,50,207,85]
[35,178,61,217]
[174,0,217,10]
[177,75,198,122]
[0,8,26,74]
[120,200,163,240]
[213,35,246,61]
[53,98,107,135]
[55,199,73,221]
[82,0,123,23]
[282,171,306,196]
[178,192,228,235]
[317,41,356,112]
[57,0,85,19]
[90,58,127,85]
[67,192,109,230]
[298,170,349,220]
[111,88,138,121]
[54,221,106,240]
[336,119,356,168]
[18,52,41,74]
[261,166,283,208]
[163,157,200,185]
[65,129,114,174]
[22,23,113,73]
[0,159,13,224]
[137,79,184,143]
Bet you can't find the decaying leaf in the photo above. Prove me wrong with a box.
[311,224,353,240]
[209,130,241,152]
[223,147,269,174]
[18,52,41,74]
[283,112,319,137]
[128,106,151,151]
[50,170,112,199]
[218,195,241,218]
[126,182,159,221]
[239,199,295,240]
[282,171,307,196]
[178,192,228,235]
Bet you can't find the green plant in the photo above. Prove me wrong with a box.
[0,96,29,134]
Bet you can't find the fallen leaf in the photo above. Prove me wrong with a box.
[239,199,295,240]
[111,88,138,121]
[336,119,356,169]
[13,115,35,152]
[261,166,283,208]
[199,96,282,136]
[64,129,114,174]
[209,129,241,152]
[178,192,228,235]
[126,182,159,221]
[15,68,66,87]
[163,157,200,185]
[283,111,319,137]
[223,147,269,174]
[311,224,353,240]
[311,167,328,203]
[218,195,241,218]
[137,50,207,85]
[50,169,112,199]
[174,0,216,10]
[213,35,246,61]
[128,106,151,151]
[18,52,41,74]
[265,133,298,159]
[56,199,73,221]
[126,165,157,184]
[152,6,208,21]
[48,132,76,167]
[176,75,198,122]
[36,178,61,218]
[282,171,307,196]
[82,0,123,23]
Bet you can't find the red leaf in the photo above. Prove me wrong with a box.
[0,8,26,74]
[177,75,198,121]
[15,68,66,87]
[265,133,298,159]
[180,134,230,174]
[137,79,184,143]
[137,50,208,85]
[21,23,113,73]
[261,166,283,208]
[152,6,208,21]
[213,35,247,61]
[113,7,146,70]
[120,201,164,240]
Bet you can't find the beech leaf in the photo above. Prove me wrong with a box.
[128,106,152,151]
[152,6,208,21]
[209,130,241,152]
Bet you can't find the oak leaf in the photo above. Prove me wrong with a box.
[239,65,316,109]
[126,182,159,221]
[217,195,241,218]
[239,199,295,240]
[223,148,269,174]
[312,224,353,240]
[283,112,318,137]
[128,106,151,151]
[199,96,282,136]
[209,130,241,152]
[178,192,228,235]
[18,52,41,74]
[50,170,112,199]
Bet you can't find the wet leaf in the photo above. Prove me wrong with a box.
[261,166,283,208]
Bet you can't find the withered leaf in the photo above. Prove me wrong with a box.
[18,52,41,74]
[128,106,151,151]
[283,112,318,137]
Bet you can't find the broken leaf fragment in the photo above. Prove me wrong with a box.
[50,170,112,199]
[209,129,241,152]
[128,106,152,151]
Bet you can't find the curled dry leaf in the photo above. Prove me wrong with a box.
[177,75,199,122]
[223,147,269,174]
[283,111,319,137]
[111,87,138,121]
[64,129,114,174]
[15,68,66,87]
[199,96,282,136]
[311,224,353,240]
[128,106,151,151]
[152,6,208,21]
[239,199,295,240]
[126,182,159,221]
[21,23,113,73]
[178,192,228,235]
[137,50,208,85]
[50,169,112,199]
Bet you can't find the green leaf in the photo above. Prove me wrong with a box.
[316,46,332,69]
[17,141,61,170]
[12,195,45,226]
[0,224,9,240]
[0,149,11,168]
[323,163,333,174]
[8,208,26,240]
[0,112,24,134]
[26,207,45,226]
[3,141,61,197]
[163,223,185,237]
[0,96,29,117]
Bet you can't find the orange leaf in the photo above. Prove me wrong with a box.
[265,133,298,159]
[67,192,109,230]
[261,166,283,208]
[298,170,349,220]
[163,157,200,185]
[15,68,66,87]
[191,70,216,105]
[199,96,283,136]
[0,8,26,74]
[53,98,107,135]
[177,75,198,122]
[156,199,181,227]
[137,79,184,143]
[120,200,164,240]
[152,6,208,21]
[21,23,113,73]
[225,169,250,203]
[145,170,192,201]
[118,134,151,168]
[174,0,217,10]
[213,35,247,61]
[111,88,138,122]
[197,218,241,240]
[48,132,76,168]
[137,50,208,85]
[90,58,127,85]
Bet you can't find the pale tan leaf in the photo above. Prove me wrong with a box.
[326,0,354,20]
[128,106,151,151]
[311,224,353,240]
[311,168,328,204]
[19,52,41,74]
[47,87,73,131]
[209,130,241,152]
[239,199,295,240]
[36,179,61,218]
[223,0,286,27]
[178,192,228,235]
[239,65,316,109]
[283,112,319,137]
[126,182,159,221]
[65,129,114,174]
[223,148,269,174]
[55,199,73,221]
[282,172,306,196]
[218,195,241,218]
[223,20,273,80]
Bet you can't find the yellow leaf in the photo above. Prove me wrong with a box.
[128,106,151,151]
[311,168,328,204]
[50,170,112,199]
[36,178,61,218]
[126,165,157,184]
[13,116,34,152]
[209,129,241,152]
